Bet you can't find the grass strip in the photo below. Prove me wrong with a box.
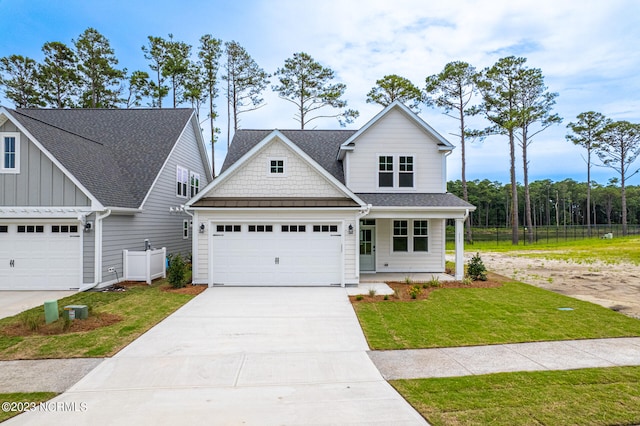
[0,392,57,422]
[392,366,640,426]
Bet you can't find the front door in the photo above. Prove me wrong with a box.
[359,226,375,272]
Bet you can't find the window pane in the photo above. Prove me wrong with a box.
[414,220,428,235]
[330,225,337,232]
[378,156,393,171]
[18,226,25,233]
[0,225,8,233]
[399,173,413,187]
[233,225,241,232]
[217,225,224,232]
[266,225,273,232]
[249,225,256,232]
[282,225,289,232]
[414,237,428,252]
[299,225,306,232]
[393,220,408,236]
[70,225,78,232]
[393,237,408,252]
[313,225,320,232]
[379,172,393,187]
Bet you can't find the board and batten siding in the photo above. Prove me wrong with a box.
[0,122,91,207]
[82,213,95,284]
[374,218,445,272]
[345,108,445,193]
[100,119,210,283]
[212,138,346,198]
[192,209,359,286]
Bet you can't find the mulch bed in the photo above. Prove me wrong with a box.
[3,312,123,337]
[160,283,207,295]
[350,278,503,303]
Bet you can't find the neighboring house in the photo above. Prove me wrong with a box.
[187,101,474,286]
[0,108,211,290]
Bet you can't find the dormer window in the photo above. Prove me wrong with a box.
[1,132,19,173]
[378,156,393,187]
[269,158,285,175]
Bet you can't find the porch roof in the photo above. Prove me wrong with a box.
[190,197,361,208]
[356,193,475,209]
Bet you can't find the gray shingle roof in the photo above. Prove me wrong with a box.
[356,193,475,208]
[223,129,357,183]
[7,108,194,209]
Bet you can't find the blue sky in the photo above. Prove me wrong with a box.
[1,0,639,184]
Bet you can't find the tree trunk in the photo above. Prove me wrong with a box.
[621,158,628,236]
[586,147,592,236]
[522,133,533,243]
[226,58,231,149]
[460,106,472,243]
[509,130,519,245]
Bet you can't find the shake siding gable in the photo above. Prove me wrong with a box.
[100,120,210,281]
[0,122,90,207]
[346,108,444,193]
[211,138,346,198]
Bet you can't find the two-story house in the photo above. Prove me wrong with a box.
[187,101,474,286]
[0,108,211,290]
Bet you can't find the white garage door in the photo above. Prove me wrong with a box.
[0,223,81,290]
[210,223,342,286]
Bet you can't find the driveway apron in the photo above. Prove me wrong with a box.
[7,287,427,425]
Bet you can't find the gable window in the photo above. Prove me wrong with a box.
[392,220,408,252]
[378,156,393,187]
[399,156,414,187]
[269,158,285,174]
[176,166,188,197]
[1,133,19,173]
[413,220,428,252]
[190,172,200,198]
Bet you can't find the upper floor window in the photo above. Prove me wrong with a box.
[1,133,19,173]
[399,156,414,187]
[378,156,393,187]
[190,172,200,198]
[177,166,188,198]
[269,158,285,174]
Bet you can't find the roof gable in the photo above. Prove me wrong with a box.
[189,130,365,207]
[337,101,454,159]
[4,108,196,209]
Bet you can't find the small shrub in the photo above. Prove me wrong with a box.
[467,252,487,281]
[408,285,422,299]
[393,288,400,299]
[167,253,188,288]
[355,295,364,301]
[383,295,389,300]
[404,276,413,285]
[462,276,473,286]
[19,310,42,332]
[368,288,377,297]
[428,275,441,288]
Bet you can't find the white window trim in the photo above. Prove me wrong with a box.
[189,171,201,198]
[1,132,20,174]
[267,157,286,176]
[391,219,429,253]
[376,154,416,191]
[176,166,189,198]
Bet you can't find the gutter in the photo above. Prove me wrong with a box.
[79,209,111,292]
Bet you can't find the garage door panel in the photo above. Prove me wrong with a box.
[210,223,341,286]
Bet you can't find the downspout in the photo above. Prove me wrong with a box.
[79,209,111,292]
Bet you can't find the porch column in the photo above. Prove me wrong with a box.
[455,218,464,280]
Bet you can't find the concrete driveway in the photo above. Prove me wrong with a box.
[8,287,427,425]
[0,291,76,320]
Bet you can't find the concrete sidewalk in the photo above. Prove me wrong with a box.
[5,287,427,425]
[369,337,640,380]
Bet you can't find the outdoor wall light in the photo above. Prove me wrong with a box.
[348,224,354,234]
[199,223,205,233]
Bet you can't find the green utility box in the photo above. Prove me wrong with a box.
[44,300,59,324]
[63,305,89,320]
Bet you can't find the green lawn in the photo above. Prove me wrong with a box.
[392,366,640,426]
[0,281,200,360]
[354,281,640,350]
[448,235,640,265]
[0,393,57,422]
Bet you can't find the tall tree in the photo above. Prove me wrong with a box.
[142,36,170,108]
[366,74,422,111]
[0,55,43,108]
[273,52,358,129]
[180,61,207,117]
[74,28,124,108]
[424,61,477,242]
[124,70,151,108]
[596,120,640,236]
[198,34,222,177]
[474,56,526,244]
[223,41,270,145]
[38,41,79,108]
[163,34,192,108]
[514,65,562,242]
[566,111,608,235]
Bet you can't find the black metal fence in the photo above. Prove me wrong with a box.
[446,224,640,245]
